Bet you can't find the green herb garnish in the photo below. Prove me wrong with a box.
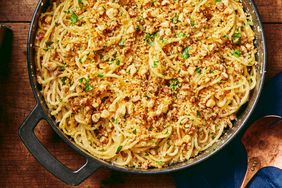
[232,31,241,44]
[195,67,201,74]
[133,129,137,135]
[116,146,123,154]
[182,47,190,59]
[85,82,93,92]
[112,118,118,124]
[197,111,201,118]
[44,41,53,51]
[59,64,66,71]
[61,77,67,85]
[153,60,159,68]
[169,78,179,91]
[70,12,78,24]
[156,161,164,166]
[45,41,53,48]
[78,77,84,83]
[161,38,167,44]
[118,39,126,47]
[171,14,178,24]
[178,33,186,38]
[232,49,241,57]
[79,78,93,92]
[97,73,104,77]
[116,59,121,65]
[144,32,158,43]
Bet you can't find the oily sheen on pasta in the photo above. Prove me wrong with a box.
[35,0,257,169]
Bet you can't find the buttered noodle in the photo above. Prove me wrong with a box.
[35,0,257,168]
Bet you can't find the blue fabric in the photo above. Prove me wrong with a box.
[174,73,282,188]
[247,167,282,188]
[174,139,247,188]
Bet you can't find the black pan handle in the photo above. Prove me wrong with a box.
[19,104,102,185]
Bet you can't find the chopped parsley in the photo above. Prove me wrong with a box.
[70,12,78,24]
[85,82,93,92]
[136,25,141,32]
[215,0,221,2]
[116,146,123,154]
[61,77,67,85]
[191,20,196,27]
[78,77,84,83]
[59,65,66,71]
[133,129,137,135]
[156,161,164,166]
[45,41,53,48]
[78,0,82,3]
[197,111,201,118]
[44,41,53,51]
[108,59,120,65]
[78,77,93,92]
[169,78,179,91]
[153,60,159,68]
[116,59,121,65]
[232,31,241,44]
[182,47,190,59]
[178,32,186,38]
[195,67,201,74]
[97,73,104,77]
[99,54,103,60]
[161,38,167,44]
[232,49,241,57]
[118,38,126,47]
[171,14,178,24]
[112,118,118,124]
[144,32,157,44]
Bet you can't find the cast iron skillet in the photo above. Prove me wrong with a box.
[19,0,267,185]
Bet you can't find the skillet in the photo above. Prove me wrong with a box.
[19,0,267,185]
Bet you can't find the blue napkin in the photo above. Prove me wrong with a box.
[174,73,282,188]
[247,167,282,188]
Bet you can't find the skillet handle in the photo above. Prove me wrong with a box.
[19,104,102,185]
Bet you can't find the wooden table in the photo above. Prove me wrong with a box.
[0,1,281,187]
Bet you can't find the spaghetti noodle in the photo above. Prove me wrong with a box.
[35,0,257,169]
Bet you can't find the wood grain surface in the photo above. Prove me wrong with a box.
[0,0,281,187]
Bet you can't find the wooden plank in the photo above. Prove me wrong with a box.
[0,0,281,23]
[0,0,38,22]
[254,0,282,23]
[0,20,281,188]
[264,24,282,78]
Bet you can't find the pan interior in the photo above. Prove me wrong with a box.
[27,0,266,173]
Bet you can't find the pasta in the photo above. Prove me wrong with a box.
[35,0,257,169]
